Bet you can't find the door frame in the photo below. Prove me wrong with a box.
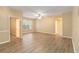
[10,17,21,40]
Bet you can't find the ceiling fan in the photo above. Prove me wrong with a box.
[34,12,46,19]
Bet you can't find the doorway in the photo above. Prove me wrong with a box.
[55,17,63,36]
[10,17,21,41]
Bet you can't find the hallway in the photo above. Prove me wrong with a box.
[0,33,73,53]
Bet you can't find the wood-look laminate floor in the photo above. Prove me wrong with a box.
[0,32,74,53]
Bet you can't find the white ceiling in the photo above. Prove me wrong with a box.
[9,6,73,19]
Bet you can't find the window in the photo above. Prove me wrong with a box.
[22,19,32,30]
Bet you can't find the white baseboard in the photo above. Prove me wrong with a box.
[36,32,72,39]
[72,43,76,53]
[72,40,76,53]
[36,31,54,35]
[54,33,72,39]
[63,36,72,39]
[0,40,10,45]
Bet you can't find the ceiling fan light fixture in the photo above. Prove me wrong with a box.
[37,12,45,19]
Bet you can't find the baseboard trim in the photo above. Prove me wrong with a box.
[72,43,76,53]
[0,40,10,45]
[36,32,54,35]
[63,36,72,39]
[36,32,72,39]
[22,32,36,35]
[72,40,76,53]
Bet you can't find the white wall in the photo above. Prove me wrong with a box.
[0,7,22,44]
[62,11,72,38]
[72,7,79,52]
[36,12,72,37]
[0,15,10,43]
[36,16,55,34]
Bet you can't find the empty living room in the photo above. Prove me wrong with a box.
[0,6,79,53]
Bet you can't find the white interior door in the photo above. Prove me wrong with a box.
[0,15,10,44]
